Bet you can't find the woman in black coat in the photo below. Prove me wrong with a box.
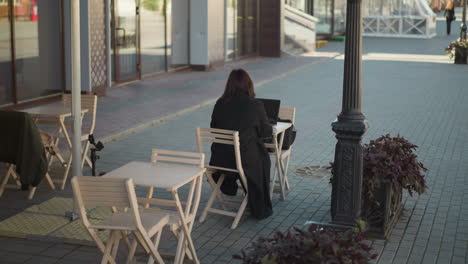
[445,0,455,35]
[209,69,273,220]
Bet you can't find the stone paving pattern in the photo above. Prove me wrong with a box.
[1,17,468,263]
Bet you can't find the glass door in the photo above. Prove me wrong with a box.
[236,0,258,57]
[113,0,140,82]
[140,0,166,76]
[243,0,257,55]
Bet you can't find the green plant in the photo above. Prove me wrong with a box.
[362,134,427,201]
[234,221,377,264]
[445,39,468,59]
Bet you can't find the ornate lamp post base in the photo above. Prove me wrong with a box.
[331,119,368,225]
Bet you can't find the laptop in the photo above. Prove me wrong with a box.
[257,98,281,125]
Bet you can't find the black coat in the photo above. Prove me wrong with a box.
[0,111,47,187]
[209,95,273,219]
[445,8,455,20]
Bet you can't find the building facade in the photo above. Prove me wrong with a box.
[0,0,282,107]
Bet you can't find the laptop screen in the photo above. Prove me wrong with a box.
[257,98,281,124]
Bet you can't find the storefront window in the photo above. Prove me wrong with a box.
[227,0,258,59]
[14,0,63,101]
[141,0,166,76]
[165,0,172,68]
[226,0,236,60]
[0,0,13,105]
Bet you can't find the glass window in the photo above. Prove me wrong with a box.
[140,0,166,76]
[166,0,172,68]
[235,0,258,57]
[0,0,13,105]
[225,0,236,60]
[14,0,63,101]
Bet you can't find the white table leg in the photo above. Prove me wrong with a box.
[172,191,199,264]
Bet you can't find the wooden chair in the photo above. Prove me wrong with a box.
[62,94,98,169]
[267,107,296,199]
[0,163,54,200]
[71,176,169,264]
[39,130,63,168]
[138,149,205,264]
[196,127,248,229]
[0,130,57,200]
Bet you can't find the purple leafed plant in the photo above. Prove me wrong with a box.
[234,221,377,264]
[363,134,427,201]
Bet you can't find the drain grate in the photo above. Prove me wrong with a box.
[294,166,331,180]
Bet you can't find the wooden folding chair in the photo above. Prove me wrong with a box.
[139,149,205,264]
[62,94,98,169]
[71,176,169,264]
[39,130,64,169]
[267,107,296,199]
[196,127,248,229]
[0,163,55,200]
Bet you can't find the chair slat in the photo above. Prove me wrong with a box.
[206,165,239,173]
[201,138,235,145]
[198,127,236,135]
[152,149,203,158]
[278,107,296,124]
[137,197,178,207]
[83,200,130,208]
[199,133,234,140]
[152,156,202,165]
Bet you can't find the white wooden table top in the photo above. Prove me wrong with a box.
[273,122,292,135]
[103,161,205,190]
[23,103,88,118]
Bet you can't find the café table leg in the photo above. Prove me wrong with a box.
[172,191,199,264]
[273,134,286,200]
[61,154,73,190]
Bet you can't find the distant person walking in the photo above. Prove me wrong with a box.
[445,0,455,35]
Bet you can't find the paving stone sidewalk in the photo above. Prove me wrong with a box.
[1,18,468,264]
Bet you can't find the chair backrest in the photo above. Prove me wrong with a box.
[279,107,296,124]
[62,94,98,134]
[195,127,247,185]
[71,176,141,228]
[151,149,205,219]
[151,149,204,168]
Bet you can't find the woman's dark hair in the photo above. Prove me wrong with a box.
[221,69,255,100]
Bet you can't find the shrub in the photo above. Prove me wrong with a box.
[362,134,427,202]
[234,221,377,264]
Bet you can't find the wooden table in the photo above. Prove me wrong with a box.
[103,161,205,264]
[270,121,292,200]
[23,103,88,189]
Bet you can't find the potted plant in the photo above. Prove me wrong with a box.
[351,135,427,238]
[445,39,468,64]
[234,220,377,264]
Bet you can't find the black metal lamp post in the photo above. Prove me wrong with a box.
[461,0,467,41]
[331,0,368,226]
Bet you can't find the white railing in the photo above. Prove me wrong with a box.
[285,5,319,31]
[363,15,437,39]
[284,5,318,53]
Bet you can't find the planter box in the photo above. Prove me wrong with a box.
[454,47,468,64]
[363,183,402,239]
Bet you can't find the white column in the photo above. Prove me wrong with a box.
[71,0,82,177]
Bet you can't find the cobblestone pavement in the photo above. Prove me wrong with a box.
[1,17,468,263]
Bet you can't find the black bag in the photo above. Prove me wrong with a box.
[278,119,297,150]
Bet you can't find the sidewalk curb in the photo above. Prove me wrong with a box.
[101,99,217,144]
[101,55,338,144]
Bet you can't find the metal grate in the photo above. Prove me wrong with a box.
[294,165,331,180]
[89,0,108,95]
